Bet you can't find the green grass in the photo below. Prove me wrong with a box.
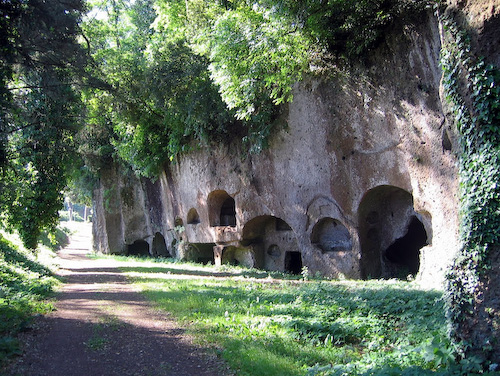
[85,333,109,351]
[0,234,59,365]
[109,256,464,376]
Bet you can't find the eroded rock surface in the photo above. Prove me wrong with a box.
[92,3,498,289]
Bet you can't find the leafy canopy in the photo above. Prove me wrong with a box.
[80,0,433,176]
[0,0,87,248]
[1,0,433,246]
[80,0,234,177]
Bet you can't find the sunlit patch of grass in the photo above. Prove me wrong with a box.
[99,254,459,375]
[92,252,298,280]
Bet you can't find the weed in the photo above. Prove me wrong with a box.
[84,317,119,352]
[96,314,122,333]
[301,266,309,281]
[85,334,109,351]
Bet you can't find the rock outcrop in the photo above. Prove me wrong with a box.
[92,6,492,288]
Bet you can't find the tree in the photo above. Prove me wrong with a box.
[80,0,235,177]
[0,0,87,248]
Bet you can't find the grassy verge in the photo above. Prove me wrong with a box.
[105,256,462,375]
[0,233,59,366]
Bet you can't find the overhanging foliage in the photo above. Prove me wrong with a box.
[79,0,433,176]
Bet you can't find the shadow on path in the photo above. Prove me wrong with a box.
[6,223,229,376]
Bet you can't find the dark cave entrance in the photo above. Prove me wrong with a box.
[208,190,237,227]
[275,218,292,231]
[189,243,216,264]
[127,239,149,256]
[384,216,427,277]
[241,215,297,270]
[284,251,302,274]
[223,247,241,266]
[187,208,200,225]
[152,232,170,257]
[358,185,431,279]
[220,197,236,227]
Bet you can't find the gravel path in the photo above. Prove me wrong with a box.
[5,224,229,376]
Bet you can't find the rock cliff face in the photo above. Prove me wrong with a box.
[93,9,464,287]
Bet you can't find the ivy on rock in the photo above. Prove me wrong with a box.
[440,12,500,369]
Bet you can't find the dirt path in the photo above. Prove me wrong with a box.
[5,224,229,376]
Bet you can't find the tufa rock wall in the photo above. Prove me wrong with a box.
[93,9,462,287]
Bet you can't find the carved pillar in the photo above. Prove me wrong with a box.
[213,245,224,267]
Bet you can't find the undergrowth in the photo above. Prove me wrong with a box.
[111,256,465,376]
[0,234,58,366]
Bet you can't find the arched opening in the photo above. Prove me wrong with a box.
[208,190,237,227]
[220,197,236,227]
[242,215,297,272]
[384,216,427,277]
[358,185,429,279]
[221,246,256,268]
[276,218,292,231]
[184,243,215,264]
[311,218,352,253]
[222,246,240,266]
[187,208,200,225]
[174,217,184,227]
[242,215,293,244]
[127,239,149,256]
[284,251,302,274]
[267,244,281,258]
[152,232,170,257]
